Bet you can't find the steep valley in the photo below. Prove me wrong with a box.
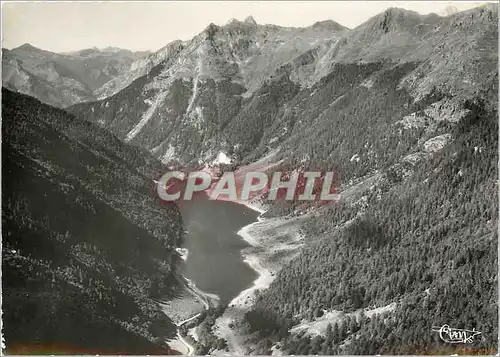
[2,3,499,355]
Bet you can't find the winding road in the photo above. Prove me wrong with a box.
[170,277,211,355]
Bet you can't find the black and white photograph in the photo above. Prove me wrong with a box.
[1,1,498,355]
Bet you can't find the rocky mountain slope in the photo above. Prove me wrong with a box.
[68,16,348,163]
[2,44,149,108]
[2,88,183,354]
[69,5,497,170]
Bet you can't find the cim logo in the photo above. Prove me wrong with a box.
[155,166,340,203]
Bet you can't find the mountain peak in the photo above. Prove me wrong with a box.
[382,7,421,25]
[15,43,40,52]
[383,6,409,15]
[244,16,257,26]
[225,16,258,28]
[204,22,220,36]
[311,19,348,31]
[360,6,427,34]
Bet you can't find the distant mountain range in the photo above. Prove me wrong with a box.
[67,5,497,167]
[2,44,150,107]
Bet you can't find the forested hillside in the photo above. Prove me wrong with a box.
[245,75,498,354]
[217,5,499,355]
[2,88,184,354]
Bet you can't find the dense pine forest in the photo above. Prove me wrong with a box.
[245,77,498,354]
[2,89,184,354]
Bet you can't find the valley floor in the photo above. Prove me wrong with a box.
[211,211,306,355]
[161,276,218,355]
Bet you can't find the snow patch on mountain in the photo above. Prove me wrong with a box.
[213,152,232,165]
[423,134,452,152]
[360,78,375,89]
[396,112,427,129]
[350,154,361,163]
[161,145,176,164]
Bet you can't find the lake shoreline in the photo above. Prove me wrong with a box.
[162,275,218,355]
[166,195,304,355]
[164,197,262,355]
[212,202,306,355]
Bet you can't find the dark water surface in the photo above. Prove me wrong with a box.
[177,195,259,304]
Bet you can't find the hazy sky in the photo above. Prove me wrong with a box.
[2,1,492,53]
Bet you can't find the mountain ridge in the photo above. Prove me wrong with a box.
[2,44,150,108]
[68,4,497,168]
